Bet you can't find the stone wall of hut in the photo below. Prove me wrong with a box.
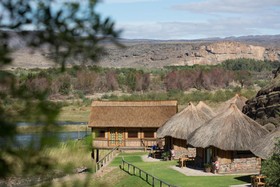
[173,148,196,159]
[219,156,261,173]
[172,138,196,158]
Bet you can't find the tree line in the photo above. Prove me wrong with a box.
[5,58,278,100]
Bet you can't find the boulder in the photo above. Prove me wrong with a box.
[243,68,280,131]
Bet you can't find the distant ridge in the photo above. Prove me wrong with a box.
[2,30,280,69]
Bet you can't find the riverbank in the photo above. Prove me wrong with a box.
[17,124,90,134]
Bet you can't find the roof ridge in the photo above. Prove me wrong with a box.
[91,100,178,107]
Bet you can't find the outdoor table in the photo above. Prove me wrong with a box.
[179,156,195,168]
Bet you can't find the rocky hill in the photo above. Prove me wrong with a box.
[99,41,280,68]
[243,68,280,131]
[3,32,280,69]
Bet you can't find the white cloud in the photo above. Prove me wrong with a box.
[172,0,280,14]
[117,15,280,40]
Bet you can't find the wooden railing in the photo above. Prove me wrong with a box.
[95,145,119,172]
[93,138,158,149]
[120,157,177,187]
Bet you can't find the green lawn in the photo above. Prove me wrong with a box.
[109,152,251,187]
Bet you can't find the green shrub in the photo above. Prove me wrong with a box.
[262,139,280,187]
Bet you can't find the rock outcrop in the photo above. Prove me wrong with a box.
[187,41,279,66]
[100,41,280,68]
[243,68,280,131]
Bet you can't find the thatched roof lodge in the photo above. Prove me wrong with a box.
[188,104,268,173]
[88,100,178,149]
[251,128,280,159]
[156,102,215,157]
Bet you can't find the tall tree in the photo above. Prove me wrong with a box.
[0,0,121,178]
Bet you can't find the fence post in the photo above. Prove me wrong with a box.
[121,157,176,187]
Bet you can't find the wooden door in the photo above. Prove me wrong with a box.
[109,128,124,147]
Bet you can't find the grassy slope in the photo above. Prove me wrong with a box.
[58,105,91,122]
[36,146,251,187]
[108,152,250,187]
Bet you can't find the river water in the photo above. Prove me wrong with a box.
[1,122,90,148]
[16,131,89,148]
[16,121,87,126]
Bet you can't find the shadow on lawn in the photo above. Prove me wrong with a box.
[120,166,152,185]
[234,175,251,183]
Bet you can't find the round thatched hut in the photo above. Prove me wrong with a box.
[196,101,216,117]
[156,102,215,158]
[188,103,268,173]
[251,128,280,159]
[217,94,247,114]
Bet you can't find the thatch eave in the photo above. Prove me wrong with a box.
[251,128,280,159]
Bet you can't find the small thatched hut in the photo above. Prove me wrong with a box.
[217,94,247,114]
[156,102,215,157]
[88,100,178,149]
[188,103,268,173]
[196,101,216,117]
[251,128,280,159]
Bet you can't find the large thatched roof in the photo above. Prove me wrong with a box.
[88,100,178,128]
[251,128,280,159]
[217,94,247,114]
[156,102,215,139]
[188,104,268,151]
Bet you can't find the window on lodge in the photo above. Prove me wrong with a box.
[97,130,105,138]
[143,131,154,138]
[128,130,138,138]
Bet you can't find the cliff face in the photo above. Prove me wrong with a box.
[243,68,280,131]
[187,41,279,66]
[5,39,280,69]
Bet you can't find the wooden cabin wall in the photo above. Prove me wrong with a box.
[91,127,158,148]
[91,128,108,147]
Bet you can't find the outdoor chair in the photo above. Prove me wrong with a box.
[251,175,266,187]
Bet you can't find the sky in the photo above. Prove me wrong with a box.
[96,0,280,40]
